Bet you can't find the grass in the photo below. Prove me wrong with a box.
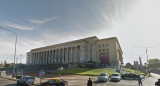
[55,68,116,76]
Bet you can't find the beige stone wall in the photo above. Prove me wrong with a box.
[96,38,117,65]
[27,36,123,67]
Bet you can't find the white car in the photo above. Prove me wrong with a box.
[98,73,109,82]
[17,76,35,86]
[111,73,121,81]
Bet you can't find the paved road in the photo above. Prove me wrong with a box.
[1,73,159,86]
[142,73,160,86]
[0,78,17,86]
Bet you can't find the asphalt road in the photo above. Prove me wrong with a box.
[1,73,159,86]
[0,78,17,86]
[93,79,138,86]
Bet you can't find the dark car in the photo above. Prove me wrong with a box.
[40,78,68,86]
[121,73,139,79]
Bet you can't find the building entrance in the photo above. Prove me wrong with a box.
[100,52,109,65]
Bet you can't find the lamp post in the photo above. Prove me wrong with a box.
[134,46,150,63]
[0,27,17,76]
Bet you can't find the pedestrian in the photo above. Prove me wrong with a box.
[137,75,143,86]
[87,78,92,86]
[155,79,160,86]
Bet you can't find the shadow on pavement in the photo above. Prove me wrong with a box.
[93,80,107,84]
[5,84,19,86]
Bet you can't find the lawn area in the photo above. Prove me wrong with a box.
[55,68,116,76]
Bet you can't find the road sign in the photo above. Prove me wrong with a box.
[39,70,45,79]
[116,69,120,73]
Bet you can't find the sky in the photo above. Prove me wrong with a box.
[0,0,160,64]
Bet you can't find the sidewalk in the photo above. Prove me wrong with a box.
[142,73,160,86]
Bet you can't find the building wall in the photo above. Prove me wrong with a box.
[26,36,123,67]
[96,38,118,66]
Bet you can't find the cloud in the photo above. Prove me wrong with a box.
[29,17,56,24]
[4,22,34,30]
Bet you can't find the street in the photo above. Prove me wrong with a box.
[0,78,17,86]
[0,73,159,86]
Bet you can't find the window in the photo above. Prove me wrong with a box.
[106,43,108,47]
[99,49,101,52]
[102,44,104,47]
[99,45,101,47]
[106,49,109,52]
[103,49,105,52]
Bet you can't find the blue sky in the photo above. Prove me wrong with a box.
[0,0,160,64]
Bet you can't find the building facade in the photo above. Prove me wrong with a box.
[26,36,123,67]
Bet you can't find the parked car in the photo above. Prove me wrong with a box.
[40,78,68,86]
[98,73,109,82]
[121,73,139,79]
[17,76,35,86]
[111,73,121,81]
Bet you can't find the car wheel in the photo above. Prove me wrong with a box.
[17,81,19,85]
[65,82,68,86]
[23,82,26,86]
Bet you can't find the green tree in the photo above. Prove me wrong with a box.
[126,62,133,68]
[148,58,160,70]
[4,60,7,65]
[4,64,10,68]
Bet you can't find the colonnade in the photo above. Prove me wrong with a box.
[30,46,82,64]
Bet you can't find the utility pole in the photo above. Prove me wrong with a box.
[0,27,17,77]
[146,49,149,63]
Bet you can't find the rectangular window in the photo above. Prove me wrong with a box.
[106,43,108,47]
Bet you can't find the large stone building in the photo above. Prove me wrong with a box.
[26,36,123,67]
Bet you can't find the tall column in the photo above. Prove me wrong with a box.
[31,53,33,64]
[45,51,47,64]
[58,49,60,63]
[51,50,53,63]
[75,46,77,62]
[36,52,38,64]
[60,49,62,63]
[39,52,41,64]
[53,50,55,63]
[48,50,51,64]
[55,49,57,63]
[37,52,39,64]
[35,53,37,64]
[57,49,59,63]
[41,52,43,64]
[71,47,73,62]
[32,53,34,64]
[42,52,44,64]
[66,48,68,63]
[62,48,64,63]
[33,53,35,64]
[80,45,85,62]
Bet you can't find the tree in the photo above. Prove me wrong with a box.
[4,64,10,68]
[125,62,133,68]
[148,59,160,70]
[4,60,7,65]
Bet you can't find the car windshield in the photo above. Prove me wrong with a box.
[112,74,119,76]
[100,73,107,76]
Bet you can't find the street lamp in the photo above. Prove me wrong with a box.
[0,27,17,76]
[134,46,150,63]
